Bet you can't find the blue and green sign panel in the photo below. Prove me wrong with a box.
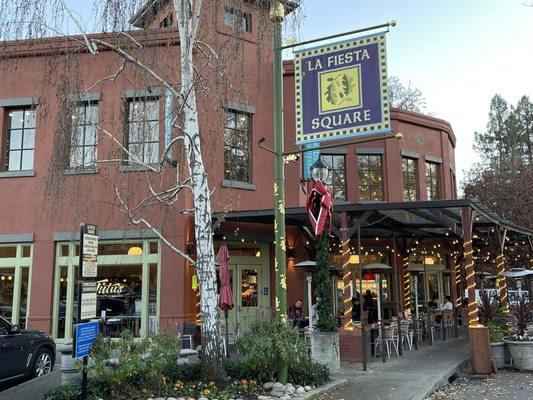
[295,33,390,144]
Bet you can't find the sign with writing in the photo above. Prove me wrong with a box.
[295,33,390,144]
[81,224,98,278]
[74,321,99,358]
[80,282,97,320]
[302,142,321,180]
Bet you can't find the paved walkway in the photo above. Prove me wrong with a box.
[0,371,61,400]
[318,335,470,400]
[428,368,533,400]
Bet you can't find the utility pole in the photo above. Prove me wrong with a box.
[271,0,288,384]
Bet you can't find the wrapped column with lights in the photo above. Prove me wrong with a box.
[340,213,352,329]
[462,207,492,374]
[402,256,411,311]
[495,228,509,313]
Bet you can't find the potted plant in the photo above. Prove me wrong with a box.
[309,237,340,370]
[504,298,533,371]
[478,293,508,368]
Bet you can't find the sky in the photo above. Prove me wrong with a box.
[56,1,533,186]
[286,0,533,186]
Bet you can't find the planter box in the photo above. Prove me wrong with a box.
[490,342,506,369]
[310,331,340,370]
[505,340,533,371]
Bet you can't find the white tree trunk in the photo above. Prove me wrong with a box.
[175,0,226,381]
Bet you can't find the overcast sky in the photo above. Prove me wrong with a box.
[287,0,533,186]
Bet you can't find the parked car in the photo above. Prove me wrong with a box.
[0,316,55,383]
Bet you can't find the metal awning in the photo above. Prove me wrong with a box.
[213,198,533,240]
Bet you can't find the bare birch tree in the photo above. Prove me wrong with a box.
[0,0,283,382]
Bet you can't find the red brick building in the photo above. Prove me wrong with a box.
[2,0,527,347]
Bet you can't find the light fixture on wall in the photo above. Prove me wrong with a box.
[349,254,360,265]
[424,257,434,265]
[128,246,143,256]
[286,248,295,260]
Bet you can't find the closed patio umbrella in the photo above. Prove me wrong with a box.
[216,245,233,356]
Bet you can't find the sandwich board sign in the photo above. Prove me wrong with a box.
[295,32,390,144]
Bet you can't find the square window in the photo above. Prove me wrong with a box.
[9,130,23,150]
[8,150,21,171]
[21,150,34,170]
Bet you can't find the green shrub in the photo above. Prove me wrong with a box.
[315,236,338,333]
[87,331,184,398]
[235,320,310,381]
[42,382,100,400]
[288,358,330,387]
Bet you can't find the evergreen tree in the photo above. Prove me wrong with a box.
[314,236,337,333]
[473,94,532,171]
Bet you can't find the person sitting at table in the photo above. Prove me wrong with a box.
[363,290,375,323]
[441,296,453,310]
[428,296,439,310]
[351,291,361,321]
[288,299,304,326]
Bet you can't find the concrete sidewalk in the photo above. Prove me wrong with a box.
[317,336,470,400]
[0,371,61,400]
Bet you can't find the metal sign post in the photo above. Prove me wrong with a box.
[74,223,98,400]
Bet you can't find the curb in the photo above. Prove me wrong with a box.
[419,355,470,400]
[304,378,348,399]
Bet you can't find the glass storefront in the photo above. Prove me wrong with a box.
[0,244,32,328]
[52,240,160,341]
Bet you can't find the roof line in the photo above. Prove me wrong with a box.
[214,198,533,237]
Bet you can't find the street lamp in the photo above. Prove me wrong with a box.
[294,260,317,331]
[310,157,331,182]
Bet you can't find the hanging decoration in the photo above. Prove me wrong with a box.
[306,180,333,236]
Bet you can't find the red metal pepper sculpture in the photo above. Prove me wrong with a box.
[306,180,333,236]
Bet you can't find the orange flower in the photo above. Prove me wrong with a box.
[209,381,216,387]
[203,388,211,396]
[142,388,148,394]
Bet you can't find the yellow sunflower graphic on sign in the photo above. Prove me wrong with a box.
[319,65,362,113]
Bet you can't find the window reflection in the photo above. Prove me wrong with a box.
[97,265,142,337]
[241,269,258,307]
[358,155,383,201]
[57,267,68,339]
[0,267,15,322]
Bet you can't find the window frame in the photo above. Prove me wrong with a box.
[223,109,253,184]
[223,7,252,32]
[69,101,99,169]
[320,153,347,201]
[52,240,160,341]
[402,157,419,201]
[4,108,36,171]
[124,97,161,166]
[425,161,441,200]
[357,154,384,201]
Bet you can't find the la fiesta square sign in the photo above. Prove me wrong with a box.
[295,33,390,144]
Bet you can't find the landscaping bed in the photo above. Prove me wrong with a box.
[44,323,330,400]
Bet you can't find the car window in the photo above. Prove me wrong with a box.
[0,317,10,335]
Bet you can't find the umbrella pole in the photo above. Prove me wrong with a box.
[224,309,229,357]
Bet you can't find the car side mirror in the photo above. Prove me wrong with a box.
[9,325,21,335]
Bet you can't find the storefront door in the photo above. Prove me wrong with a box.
[217,243,269,342]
